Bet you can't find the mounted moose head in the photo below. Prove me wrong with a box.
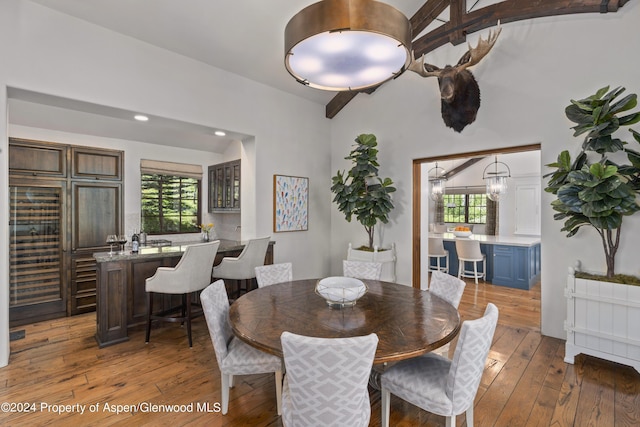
[409,24,502,132]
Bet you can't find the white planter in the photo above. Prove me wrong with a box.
[565,263,640,373]
[347,243,396,282]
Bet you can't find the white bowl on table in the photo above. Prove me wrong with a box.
[452,230,473,238]
[315,276,367,308]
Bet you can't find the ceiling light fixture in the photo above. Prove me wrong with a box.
[428,162,447,201]
[483,156,511,201]
[134,115,149,122]
[284,0,412,91]
[214,131,226,136]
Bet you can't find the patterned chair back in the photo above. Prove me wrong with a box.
[281,332,378,427]
[429,271,466,309]
[342,260,383,280]
[255,262,293,287]
[447,303,499,414]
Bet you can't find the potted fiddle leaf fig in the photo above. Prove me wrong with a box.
[545,85,640,280]
[545,85,640,373]
[331,133,396,251]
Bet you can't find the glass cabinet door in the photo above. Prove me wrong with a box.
[9,184,66,323]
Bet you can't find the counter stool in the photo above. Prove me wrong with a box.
[212,236,270,299]
[428,237,449,274]
[455,238,486,285]
[145,240,220,347]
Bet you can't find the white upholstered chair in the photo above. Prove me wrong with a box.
[428,237,449,273]
[280,331,378,427]
[455,238,486,284]
[255,262,293,288]
[212,236,270,298]
[200,280,283,415]
[381,303,499,427]
[428,270,466,358]
[145,240,219,347]
[342,260,383,280]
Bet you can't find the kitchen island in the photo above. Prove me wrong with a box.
[430,233,541,290]
[94,239,274,347]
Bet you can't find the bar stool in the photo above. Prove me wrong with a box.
[428,237,449,274]
[455,238,486,284]
[145,240,220,347]
[212,236,270,299]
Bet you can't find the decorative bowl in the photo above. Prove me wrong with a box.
[315,276,367,308]
[453,230,473,238]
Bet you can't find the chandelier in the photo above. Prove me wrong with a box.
[428,163,447,201]
[284,0,412,91]
[483,156,511,201]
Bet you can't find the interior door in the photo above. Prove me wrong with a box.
[9,181,67,326]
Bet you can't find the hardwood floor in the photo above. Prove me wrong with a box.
[1,279,639,426]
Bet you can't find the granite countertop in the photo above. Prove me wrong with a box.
[93,239,251,263]
[431,233,541,247]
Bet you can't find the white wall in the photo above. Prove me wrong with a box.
[0,0,332,367]
[330,6,640,340]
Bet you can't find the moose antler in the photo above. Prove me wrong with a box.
[408,21,502,77]
[456,21,502,70]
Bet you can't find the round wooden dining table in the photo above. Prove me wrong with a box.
[228,279,461,364]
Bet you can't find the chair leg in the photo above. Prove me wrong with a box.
[275,369,283,415]
[221,373,230,415]
[458,261,463,279]
[473,261,479,285]
[467,405,474,427]
[145,292,153,343]
[381,387,391,427]
[446,415,455,427]
[186,293,193,348]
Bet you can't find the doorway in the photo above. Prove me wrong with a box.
[412,143,542,288]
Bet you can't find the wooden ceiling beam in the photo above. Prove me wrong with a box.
[409,0,450,38]
[442,157,485,180]
[325,0,629,119]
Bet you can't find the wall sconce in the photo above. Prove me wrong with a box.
[483,156,511,201]
[429,163,447,201]
[284,0,412,91]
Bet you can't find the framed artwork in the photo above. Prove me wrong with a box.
[273,175,309,232]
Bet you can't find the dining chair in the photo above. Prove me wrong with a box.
[428,270,466,358]
[255,262,293,287]
[455,238,486,284]
[145,240,219,347]
[280,331,379,427]
[342,260,383,280]
[381,303,499,427]
[212,236,270,298]
[428,237,449,273]
[201,280,283,416]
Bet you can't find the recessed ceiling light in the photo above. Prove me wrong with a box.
[134,115,149,121]
[214,131,226,136]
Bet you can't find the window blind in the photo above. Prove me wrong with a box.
[140,159,202,180]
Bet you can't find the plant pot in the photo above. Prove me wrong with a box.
[565,263,640,373]
[347,243,396,282]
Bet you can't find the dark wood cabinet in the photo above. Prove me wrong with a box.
[208,160,240,212]
[8,138,123,326]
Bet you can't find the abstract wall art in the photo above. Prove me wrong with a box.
[273,175,309,232]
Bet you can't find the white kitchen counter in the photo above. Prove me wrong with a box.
[431,233,541,247]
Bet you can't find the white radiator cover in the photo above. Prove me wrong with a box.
[565,265,640,373]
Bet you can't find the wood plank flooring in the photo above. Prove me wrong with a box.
[1,279,639,426]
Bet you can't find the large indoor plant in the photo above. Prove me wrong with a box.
[546,85,640,373]
[545,85,640,280]
[331,133,396,250]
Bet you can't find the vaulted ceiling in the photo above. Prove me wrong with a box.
[12,0,630,150]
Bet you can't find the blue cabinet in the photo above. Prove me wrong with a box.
[438,240,540,290]
[491,244,541,289]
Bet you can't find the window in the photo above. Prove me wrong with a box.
[141,174,201,234]
[443,193,487,224]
